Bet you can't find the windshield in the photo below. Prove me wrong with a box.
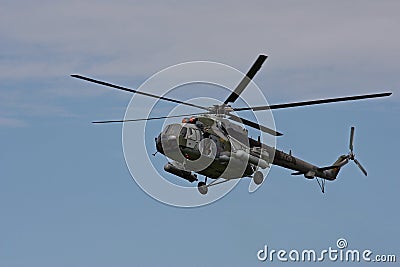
[163,124,182,136]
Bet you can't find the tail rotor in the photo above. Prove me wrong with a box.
[348,126,368,176]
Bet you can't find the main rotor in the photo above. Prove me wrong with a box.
[71,54,391,136]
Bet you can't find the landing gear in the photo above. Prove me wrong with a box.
[197,177,232,195]
[197,181,208,195]
[316,177,326,193]
[253,171,264,185]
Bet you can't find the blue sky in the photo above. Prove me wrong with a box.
[1,1,399,266]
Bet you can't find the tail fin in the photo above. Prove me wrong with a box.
[330,155,349,178]
[318,155,349,179]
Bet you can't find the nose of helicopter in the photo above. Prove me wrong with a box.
[155,133,164,155]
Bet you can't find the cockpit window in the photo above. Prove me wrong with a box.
[186,128,201,140]
[180,127,187,137]
[163,125,171,134]
[187,128,193,139]
[164,124,181,135]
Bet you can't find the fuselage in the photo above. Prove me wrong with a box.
[155,117,338,181]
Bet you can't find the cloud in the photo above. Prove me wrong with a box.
[0,117,28,128]
[2,1,400,76]
[0,0,398,127]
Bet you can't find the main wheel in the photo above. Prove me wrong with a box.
[197,181,208,195]
[253,171,264,185]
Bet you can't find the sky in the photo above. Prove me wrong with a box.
[1,1,399,266]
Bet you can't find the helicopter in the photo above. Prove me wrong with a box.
[71,54,391,194]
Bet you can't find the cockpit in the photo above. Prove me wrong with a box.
[161,124,201,141]
[156,123,202,156]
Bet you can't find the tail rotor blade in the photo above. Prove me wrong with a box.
[349,126,355,152]
[354,158,368,176]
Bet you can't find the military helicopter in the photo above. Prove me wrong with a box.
[71,55,391,194]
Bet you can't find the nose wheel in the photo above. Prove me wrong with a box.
[197,177,233,195]
[253,171,264,185]
[197,181,208,195]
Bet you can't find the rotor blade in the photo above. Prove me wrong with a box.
[224,55,268,104]
[228,114,283,136]
[233,92,392,111]
[92,112,206,124]
[354,158,368,176]
[349,126,355,152]
[71,74,209,111]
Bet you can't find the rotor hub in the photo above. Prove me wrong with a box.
[208,104,233,115]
